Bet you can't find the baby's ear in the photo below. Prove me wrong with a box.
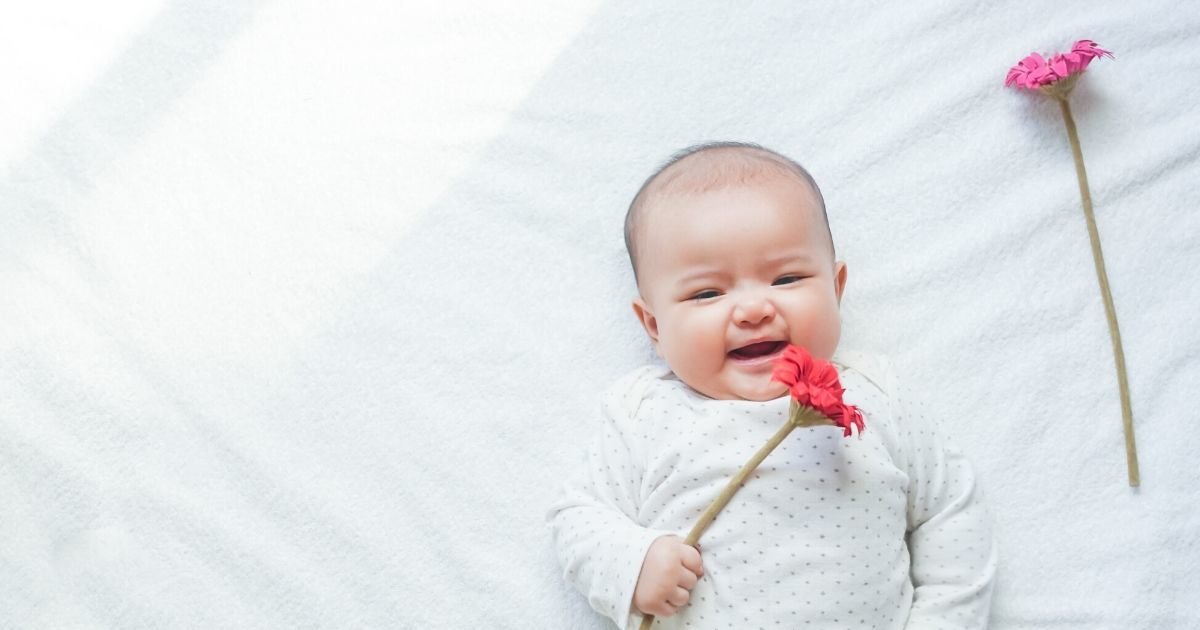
[833,261,848,305]
[631,298,660,347]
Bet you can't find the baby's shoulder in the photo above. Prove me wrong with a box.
[836,349,952,457]
[833,348,898,401]
[834,349,913,447]
[609,357,676,403]
[601,364,677,420]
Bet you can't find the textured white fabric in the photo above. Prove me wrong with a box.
[549,353,995,629]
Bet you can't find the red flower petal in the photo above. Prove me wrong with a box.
[841,406,865,437]
[811,389,838,411]
[772,344,864,436]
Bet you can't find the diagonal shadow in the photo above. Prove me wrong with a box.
[1,1,265,257]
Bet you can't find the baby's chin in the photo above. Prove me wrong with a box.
[696,378,788,402]
[733,381,790,402]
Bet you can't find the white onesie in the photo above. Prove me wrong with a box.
[547,352,995,629]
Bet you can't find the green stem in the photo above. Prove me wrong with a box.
[1057,97,1140,487]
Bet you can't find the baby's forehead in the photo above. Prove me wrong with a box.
[624,143,835,283]
[644,147,816,201]
[636,166,821,236]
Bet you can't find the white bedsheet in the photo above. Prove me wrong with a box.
[3,1,1198,628]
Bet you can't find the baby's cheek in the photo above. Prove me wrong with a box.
[790,307,842,359]
[815,314,843,359]
[674,317,727,371]
[700,317,733,359]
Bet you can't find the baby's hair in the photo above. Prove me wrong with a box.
[623,141,833,284]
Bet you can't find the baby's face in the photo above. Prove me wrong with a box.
[632,177,847,401]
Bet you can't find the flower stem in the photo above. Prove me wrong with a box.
[1057,97,1140,487]
[682,419,797,547]
[638,413,803,629]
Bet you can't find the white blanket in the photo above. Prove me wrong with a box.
[3,1,1198,628]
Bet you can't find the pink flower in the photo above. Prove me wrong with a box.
[1002,38,1140,487]
[1005,52,1052,89]
[1005,39,1113,90]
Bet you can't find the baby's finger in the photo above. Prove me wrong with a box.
[666,586,691,608]
[680,544,704,577]
[678,565,699,589]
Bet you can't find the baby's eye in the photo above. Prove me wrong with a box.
[772,275,805,286]
[691,290,721,301]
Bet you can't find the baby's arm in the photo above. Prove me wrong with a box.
[546,370,679,626]
[889,370,997,629]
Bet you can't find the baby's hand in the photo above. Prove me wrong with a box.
[632,535,704,617]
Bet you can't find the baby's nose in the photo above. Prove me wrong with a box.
[734,296,776,325]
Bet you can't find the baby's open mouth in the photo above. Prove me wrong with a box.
[728,340,787,360]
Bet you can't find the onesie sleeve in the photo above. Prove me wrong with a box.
[546,368,677,628]
[886,364,997,630]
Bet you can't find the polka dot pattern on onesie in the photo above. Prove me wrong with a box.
[547,355,995,629]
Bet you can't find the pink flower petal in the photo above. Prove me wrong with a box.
[1050,54,1069,77]
[1028,65,1054,86]
[1006,40,1112,90]
[1073,39,1114,59]
[1063,51,1085,73]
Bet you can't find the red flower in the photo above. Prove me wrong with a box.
[1005,39,1113,90]
[772,345,864,437]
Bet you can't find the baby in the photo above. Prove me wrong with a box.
[548,142,995,628]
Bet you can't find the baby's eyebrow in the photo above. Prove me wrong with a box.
[676,268,723,284]
[762,251,815,266]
